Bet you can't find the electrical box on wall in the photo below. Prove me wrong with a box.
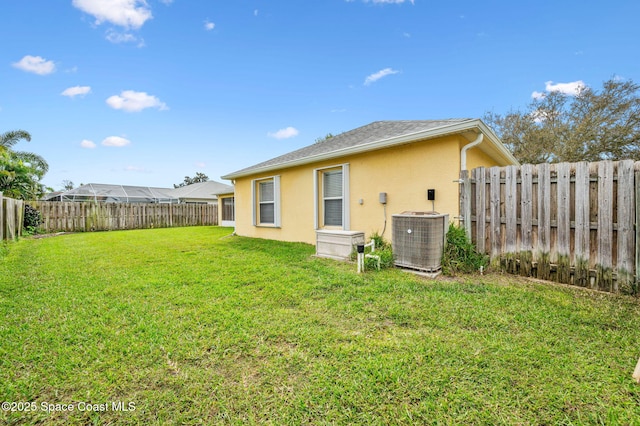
[379,192,387,204]
[427,189,435,201]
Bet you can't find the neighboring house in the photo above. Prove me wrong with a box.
[44,181,233,205]
[169,180,234,205]
[221,119,519,247]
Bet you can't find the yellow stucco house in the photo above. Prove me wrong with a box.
[221,119,518,251]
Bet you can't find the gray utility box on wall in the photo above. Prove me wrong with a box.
[316,230,365,261]
[392,212,448,273]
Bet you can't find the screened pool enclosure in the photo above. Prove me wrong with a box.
[52,183,179,204]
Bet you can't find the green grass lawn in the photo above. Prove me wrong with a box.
[1,227,640,425]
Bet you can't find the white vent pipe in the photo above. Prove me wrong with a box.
[460,132,484,171]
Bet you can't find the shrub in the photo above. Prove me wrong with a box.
[442,223,488,275]
[23,204,43,235]
[350,232,395,271]
[365,232,394,270]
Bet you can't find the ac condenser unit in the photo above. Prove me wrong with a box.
[392,212,448,272]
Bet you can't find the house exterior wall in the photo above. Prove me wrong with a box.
[233,134,503,245]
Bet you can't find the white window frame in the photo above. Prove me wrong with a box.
[251,176,281,227]
[314,164,350,230]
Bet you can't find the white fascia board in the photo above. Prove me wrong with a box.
[474,120,520,166]
[223,119,518,179]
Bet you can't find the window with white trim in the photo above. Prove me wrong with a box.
[252,176,281,227]
[314,164,349,230]
[259,181,274,223]
[323,169,343,226]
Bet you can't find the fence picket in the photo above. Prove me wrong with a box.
[490,167,501,262]
[617,160,635,293]
[505,165,518,273]
[520,164,533,276]
[473,167,486,254]
[574,162,590,287]
[537,163,551,280]
[556,162,571,283]
[597,161,614,291]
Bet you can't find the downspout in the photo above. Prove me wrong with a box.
[460,132,484,238]
[460,132,484,172]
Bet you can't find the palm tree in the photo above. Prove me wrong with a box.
[0,130,49,199]
[0,130,48,175]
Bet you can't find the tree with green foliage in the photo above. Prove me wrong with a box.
[0,130,49,200]
[174,172,209,188]
[484,77,640,163]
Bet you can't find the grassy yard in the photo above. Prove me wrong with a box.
[1,227,640,425]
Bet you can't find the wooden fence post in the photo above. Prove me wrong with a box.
[596,161,614,292]
[459,169,472,238]
[16,200,24,237]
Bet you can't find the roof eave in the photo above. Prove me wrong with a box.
[222,119,518,179]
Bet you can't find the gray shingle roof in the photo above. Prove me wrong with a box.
[223,119,475,179]
[168,180,233,198]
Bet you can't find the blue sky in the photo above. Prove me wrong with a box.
[2,0,639,190]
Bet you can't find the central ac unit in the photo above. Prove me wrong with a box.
[392,212,448,273]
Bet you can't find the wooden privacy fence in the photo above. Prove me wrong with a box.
[460,160,639,294]
[1,192,24,241]
[27,201,218,233]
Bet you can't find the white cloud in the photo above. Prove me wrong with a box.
[102,136,131,147]
[364,68,400,85]
[195,161,206,168]
[105,29,145,46]
[62,86,92,98]
[531,80,586,99]
[106,90,168,112]
[80,139,97,149]
[204,20,215,31]
[72,0,152,29]
[531,91,545,100]
[12,55,56,75]
[268,127,299,139]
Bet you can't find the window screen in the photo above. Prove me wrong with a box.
[323,170,343,226]
[259,181,275,224]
